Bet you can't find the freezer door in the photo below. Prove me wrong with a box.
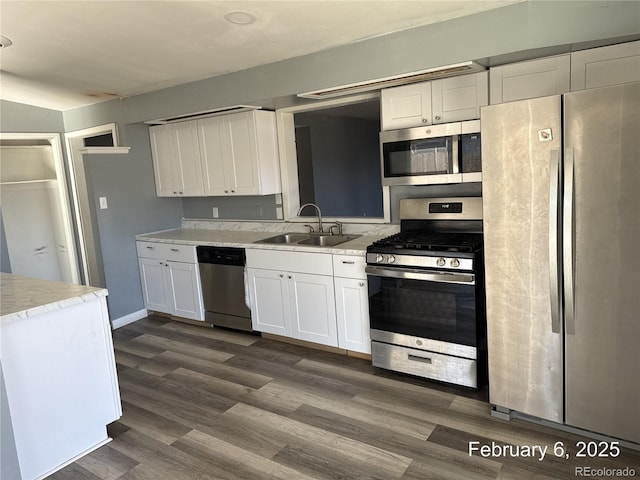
[481,96,564,422]
[564,83,640,443]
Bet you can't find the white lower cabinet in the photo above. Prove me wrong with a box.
[136,241,204,321]
[247,249,337,347]
[333,254,370,354]
[247,249,370,353]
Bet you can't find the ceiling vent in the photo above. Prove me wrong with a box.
[297,61,485,99]
[146,105,262,125]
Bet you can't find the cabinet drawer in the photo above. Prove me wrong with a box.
[332,254,367,279]
[136,241,197,263]
[246,249,332,275]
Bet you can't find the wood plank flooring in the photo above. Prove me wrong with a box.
[51,317,639,479]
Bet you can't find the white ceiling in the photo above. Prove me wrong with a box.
[0,1,519,111]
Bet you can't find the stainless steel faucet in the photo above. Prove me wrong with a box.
[297,203,323,233]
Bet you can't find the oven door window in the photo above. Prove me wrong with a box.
[368,275,477,346]
[383,137,452,177]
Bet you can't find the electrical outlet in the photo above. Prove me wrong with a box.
[212,207,219,218]
[256,205,263,218]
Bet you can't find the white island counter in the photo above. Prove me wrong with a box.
[0,273,122,480]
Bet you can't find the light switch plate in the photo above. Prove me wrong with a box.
[99,197,108,209]
[212,207,219,218]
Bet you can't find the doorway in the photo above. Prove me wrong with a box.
[0,133,80,284]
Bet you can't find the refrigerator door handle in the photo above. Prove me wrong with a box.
[549,150,562,334]
[563,148,576,335]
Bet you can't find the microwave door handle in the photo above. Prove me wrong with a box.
[549,149,562,334]
[451,135,460,174]
[563,148,576,335]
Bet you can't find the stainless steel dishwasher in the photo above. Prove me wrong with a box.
[196,246,252,332]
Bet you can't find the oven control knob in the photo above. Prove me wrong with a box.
[451,259,460,268]
[376,254,384,263]
[388,255,396,264]
[437,257,446,267]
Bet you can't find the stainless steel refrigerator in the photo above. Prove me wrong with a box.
[481,82,640,444]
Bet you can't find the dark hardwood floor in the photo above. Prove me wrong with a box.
[51,317,639,479]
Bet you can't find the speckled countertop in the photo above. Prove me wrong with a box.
[0,273,107,322]
[136,228,385,256]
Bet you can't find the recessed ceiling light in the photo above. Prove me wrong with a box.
[0,35,13,48]
[224,10,257,26]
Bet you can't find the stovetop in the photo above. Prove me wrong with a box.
[368,231,483,253]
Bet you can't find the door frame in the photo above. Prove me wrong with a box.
[64,123,120,287]
[0,132,81,284]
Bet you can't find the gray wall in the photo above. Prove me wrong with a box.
[84,124,182,319]
[182,195,280,221]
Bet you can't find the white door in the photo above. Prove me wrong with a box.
[290,272,337,347]
[149,125,181,196]
[138,257,170,314]
[431,71,488,123]
[172,121,205,196]
[381,82,432,130]
[227,112,260,195]
[248,268,290,336]
[166,261,204,321]
[334,277,370,354]
[198,116,230,196]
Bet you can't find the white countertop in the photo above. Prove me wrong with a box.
[136,228,384,256]
[0,273,108,322]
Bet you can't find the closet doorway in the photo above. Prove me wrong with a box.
[0,133,80,284]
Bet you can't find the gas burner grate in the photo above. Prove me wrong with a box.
[371,231,483,253]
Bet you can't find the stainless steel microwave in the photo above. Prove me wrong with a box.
[380,120,481,186]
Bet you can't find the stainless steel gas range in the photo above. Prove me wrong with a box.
[366,197,485,388]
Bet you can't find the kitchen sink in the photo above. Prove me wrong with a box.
[256,233,359,247]
[256,233,311,244]
[297,234,359,247]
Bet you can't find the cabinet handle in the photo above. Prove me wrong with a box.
[288,275,292,279]
[359,282,365,287]
[279,273,284,278]
[231,190,235,193]
[435,115,441,121]
[173,191,178,195]
[225,190,229,193]
[422,118,428,124]
[146,246,154,249]
[171,248,179,252]
[342,261,355,264]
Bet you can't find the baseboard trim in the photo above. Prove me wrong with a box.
[111,309,148,329]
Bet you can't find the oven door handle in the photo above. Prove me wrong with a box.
[365,266,475,285]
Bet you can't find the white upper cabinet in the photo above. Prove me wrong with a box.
[431,71,488,124]
[381,82,432,130]
[149,110,281,198]
[489,54,571,104]
[199,110,281,196]
[571,40,640,91]
[381,72,488,130]
[149,121,205,196]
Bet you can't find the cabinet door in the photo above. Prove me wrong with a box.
[248,268,291,336]
[431,72,488,123]
[334,277,370,354]
[198,116,231,196]
[138,257,171,314]
[381,82,432,130]
[290,273,338,347]
[571,40,640,91]
[489,55,570,104]
[166,261,204,321]
[226,111,260,195]
[172,121,205,196]
[149,125,181,196]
